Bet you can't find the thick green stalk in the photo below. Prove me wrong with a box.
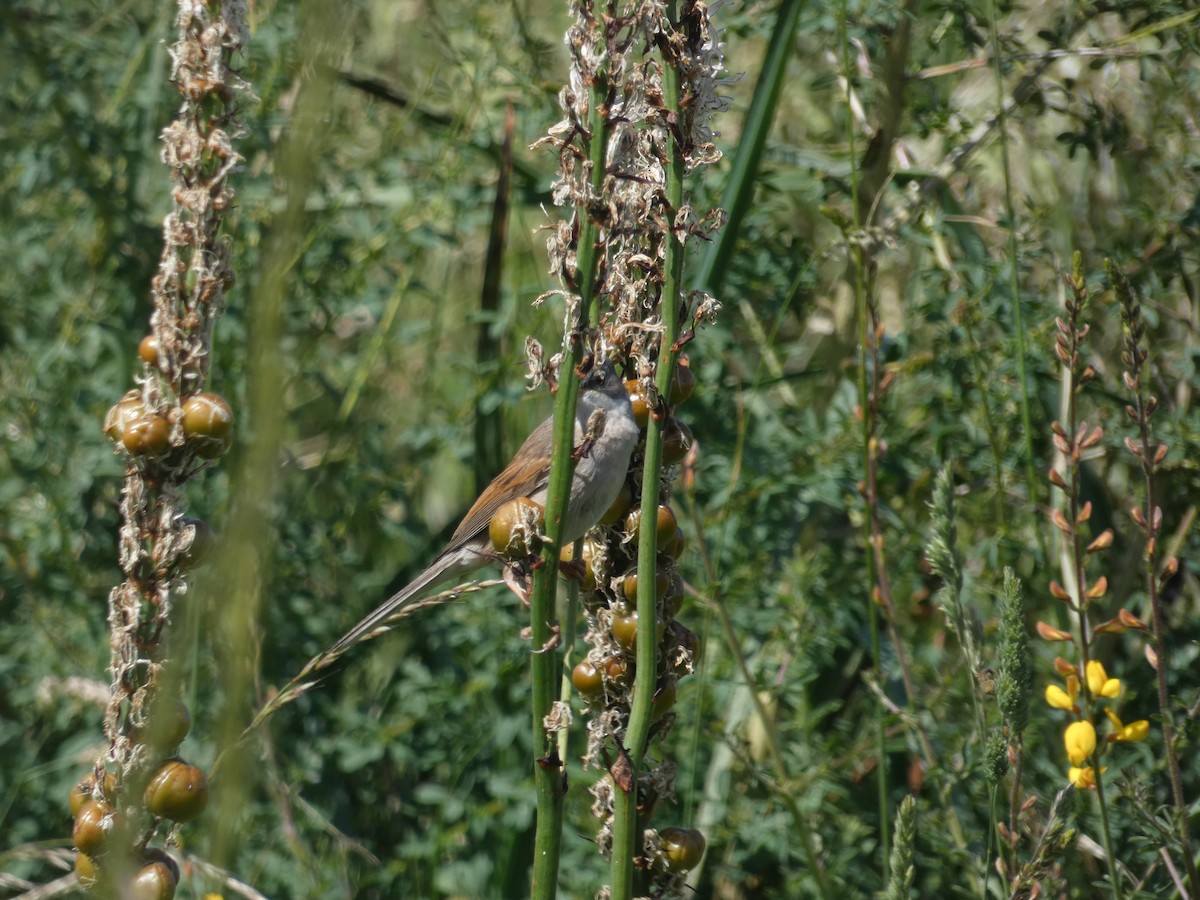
[527,347,577,900]
[529,57,611,900]
[610,8,686,896]
[696,0,803,294]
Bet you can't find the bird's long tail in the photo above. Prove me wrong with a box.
[328,553,468,656]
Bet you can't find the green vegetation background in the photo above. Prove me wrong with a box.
[2,0,1199,897]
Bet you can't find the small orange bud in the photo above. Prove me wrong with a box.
[1053,656,1076,677]
[1117,608,1146,630]
[1037,621,1073,642]
[1076,501,1093,524]
[1049,580,1071,601]
[1086,529,1113,553]
[1081,425,1103,449]
[1051,508,1073,535]
[1086,576,1108,600]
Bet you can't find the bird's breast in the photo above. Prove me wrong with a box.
[562,408,639,544]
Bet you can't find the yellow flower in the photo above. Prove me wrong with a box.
[1086,660,1121,699]
[1064,720,1097,766]
[1045,674,1080,711]
[1068,765,1106,789]
[1104,707,1150,743]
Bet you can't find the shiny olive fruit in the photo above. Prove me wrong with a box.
[104,391,147,443]
[621,568,672,605]
[572,660,604,698]
[74,851,97,888]
[624,505,678,549]
[144,759,209,823]
[141,848,179,880]
[181,392,233,439]
[650,677,678,720]
[121,415,171,457]
[611,610,665,651]
[70,771,117,817]
[130,853,179,900]
[662,526,686,560]
[489,497,545,558]
[669,360,695,405]
[559,538,598,591]
[661,418,694,466]
[659,826,706,872]
[602,654,633,688]
[138,335,160,367]
[73,800,116,856]
[624,379,651,429]
[181,392,233,458]
[179,518,214,569]
[600,480,634,526]
[131,699,191,750]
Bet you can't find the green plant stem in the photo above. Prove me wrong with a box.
[610,10,685,896]
[1092,763,1123,899]
[982,783,997,900]
[1059,269,1123,900]
[529,57,611,900]
[695,0,803,294]
[526,304,582,900]
[986,0,1044,566]
[838,0,889,873]
[1007,735,1025,879]
[1111,257,1199,892]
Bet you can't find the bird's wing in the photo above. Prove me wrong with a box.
[449,415,555,547]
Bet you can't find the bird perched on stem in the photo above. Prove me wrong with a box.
[330,358,638,654]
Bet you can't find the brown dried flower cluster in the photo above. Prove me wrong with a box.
[79,2,247,887]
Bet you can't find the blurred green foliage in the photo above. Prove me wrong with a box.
[3,0,1200,897]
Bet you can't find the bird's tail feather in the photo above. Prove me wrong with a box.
[329,557,458,656]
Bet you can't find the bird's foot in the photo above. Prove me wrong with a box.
[521,622,561,654]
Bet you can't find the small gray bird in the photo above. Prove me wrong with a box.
[331,359,638,653]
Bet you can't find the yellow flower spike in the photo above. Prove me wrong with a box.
[1064,720,1097,766]
[1086,660,1121,698]
[1104,707,1150,743]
